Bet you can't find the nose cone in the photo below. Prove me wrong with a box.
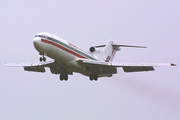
[33,37,42,52]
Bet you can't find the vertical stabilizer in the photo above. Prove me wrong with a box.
[102,40,120,62]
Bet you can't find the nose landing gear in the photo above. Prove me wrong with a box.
[39,52,46,62]
[40,56,46,62]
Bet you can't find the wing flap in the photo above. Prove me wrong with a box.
[123,66,154,72]
[5,60,56,73]
[5,60,73,74]
[24,66,45,72]
[76,58,175,72]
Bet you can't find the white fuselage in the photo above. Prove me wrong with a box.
[33,32,98,76]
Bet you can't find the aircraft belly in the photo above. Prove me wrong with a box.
[70,61,118,77]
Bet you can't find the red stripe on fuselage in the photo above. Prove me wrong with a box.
[112,46,116,55]
[41,39,87,59]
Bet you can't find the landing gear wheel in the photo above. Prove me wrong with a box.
[60,74,64,80]
[39,57,46,62]
[90,74,94,81]
[39,52,46,62]
[64,74,68,81]
[59,74,68,81]
[89,74,98,81]
[40,57,43,62]
[94,74,98,81]
[43,57,46,61]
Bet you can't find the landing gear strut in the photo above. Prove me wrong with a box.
[60,74,68,81]
[89,74,98,81]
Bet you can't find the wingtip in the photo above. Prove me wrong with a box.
[4,63,8,67]
[171,63,176,66]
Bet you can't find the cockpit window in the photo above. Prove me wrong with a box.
[35,35,42,37]
[34,34,46,38]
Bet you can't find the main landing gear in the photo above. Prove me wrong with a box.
[39,52,46,62]
[59,74,68,81]
[89,74,98,81]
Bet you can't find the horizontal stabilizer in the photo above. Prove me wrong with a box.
[112,44,147,48]
[95,45,106,48]
[95,44,147,48]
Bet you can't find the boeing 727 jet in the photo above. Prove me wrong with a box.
[5,32,176,81]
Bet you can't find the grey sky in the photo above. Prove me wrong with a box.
[1,0,180,120]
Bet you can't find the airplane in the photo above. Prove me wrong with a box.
[5,32,176,81]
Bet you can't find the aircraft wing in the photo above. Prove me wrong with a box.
[4,60,58,72]
[76,58,176,72]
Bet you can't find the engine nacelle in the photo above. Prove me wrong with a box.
[89,46,104,60]
[89,47,95,52]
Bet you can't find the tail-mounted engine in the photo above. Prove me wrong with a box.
[89,47,96,52]
[89,46,104,60]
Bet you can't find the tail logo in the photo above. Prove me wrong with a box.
[106,56,111,62]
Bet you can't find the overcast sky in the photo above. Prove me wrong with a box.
[1,0,180,120]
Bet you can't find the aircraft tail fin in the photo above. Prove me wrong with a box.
[95,40,147,62]
[101,40,120,62]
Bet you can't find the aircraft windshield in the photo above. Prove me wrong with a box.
[35,35,43,37]
[34,34,48,38]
